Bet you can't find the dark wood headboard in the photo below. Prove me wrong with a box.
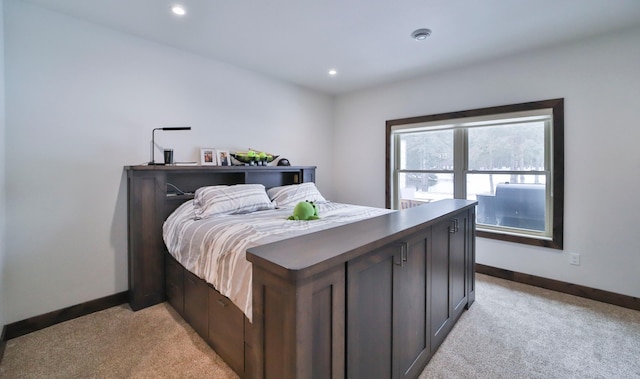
[125,165,316,310]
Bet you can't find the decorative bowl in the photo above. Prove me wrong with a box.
[231,152,278,165]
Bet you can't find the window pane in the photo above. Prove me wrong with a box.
[399,130,453,170]
[388,99,563,248]
[398,173,453,208]
[467,173,547,232]
[468,122,545,171]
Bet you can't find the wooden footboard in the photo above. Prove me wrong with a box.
[248,199,476,379]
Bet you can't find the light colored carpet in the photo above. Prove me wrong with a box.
[1,274,639,378]
[0,302,238,379]
[421,275,640,379]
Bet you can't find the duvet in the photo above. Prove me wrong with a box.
[163,201,392,321]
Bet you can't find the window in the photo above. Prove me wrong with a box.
[386,99,564,249]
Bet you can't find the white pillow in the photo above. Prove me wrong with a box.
[194,184,275,219]
[267,182,327,207]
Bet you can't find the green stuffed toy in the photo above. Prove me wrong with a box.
[287,200,320,220]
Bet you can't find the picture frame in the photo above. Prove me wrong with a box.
[216,149,231,166]
[200,148,217,166]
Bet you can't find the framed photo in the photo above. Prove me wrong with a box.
[200,148,217,166]
[216,150,231,166]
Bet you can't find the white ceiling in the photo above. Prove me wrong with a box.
[18,0,640,94]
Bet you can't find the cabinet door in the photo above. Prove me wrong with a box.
[165,254,184,316]
[466,208,476,307]
[430,210,470,352]
[183,270,209,338]
[430,219,452,351]
[393,232,430,379]
[208,289,244,376]
[347,244,396,379]
[347,232,431,379]
[450,213,468,321]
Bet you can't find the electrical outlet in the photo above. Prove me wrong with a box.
[570,253,580,266]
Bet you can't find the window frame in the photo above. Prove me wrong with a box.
[386,99,564,249]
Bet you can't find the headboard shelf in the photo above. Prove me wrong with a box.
[127,165,315,195]
[166,194,194,200]
[125,164,316,310]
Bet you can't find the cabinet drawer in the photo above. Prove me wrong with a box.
[208,288,244,375]
[165,255,184,315]
[184,270,209,338]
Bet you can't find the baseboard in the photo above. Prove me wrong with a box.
[476,264,640,312]
[0,325,6,364]
[4,291,128,341]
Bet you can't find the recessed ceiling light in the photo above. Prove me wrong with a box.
[171,5,186,16]
[328,69,337,76]
[411,28,432,41]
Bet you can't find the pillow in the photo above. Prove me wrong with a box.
[267,182,327,207]
[193,184,275,219]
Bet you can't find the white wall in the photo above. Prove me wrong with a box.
[333,27,640,299]
[0,0,6,330]
[4,0,333,323]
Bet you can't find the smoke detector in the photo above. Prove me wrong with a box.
[411,28,432,41]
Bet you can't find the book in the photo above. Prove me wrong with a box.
[173,161,198,166]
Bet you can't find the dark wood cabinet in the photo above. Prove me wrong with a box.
[347,210,472,379]
[347,244,396,379]
[430,208,473,351]
[450,212,469,320]
[466,207,477,308]
[249,200,476,379]
[165,255,184,315]
[347,232,430,379]
[208,289,245,375]
[184,269,209,338]
[394,232,430,379]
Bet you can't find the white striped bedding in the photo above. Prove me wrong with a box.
[163,201,393,322]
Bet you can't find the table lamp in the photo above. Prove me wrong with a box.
[149,127,191,165]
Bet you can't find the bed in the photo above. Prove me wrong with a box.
[126,165,476,379]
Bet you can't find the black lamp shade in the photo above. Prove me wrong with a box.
[160,127,191,131]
